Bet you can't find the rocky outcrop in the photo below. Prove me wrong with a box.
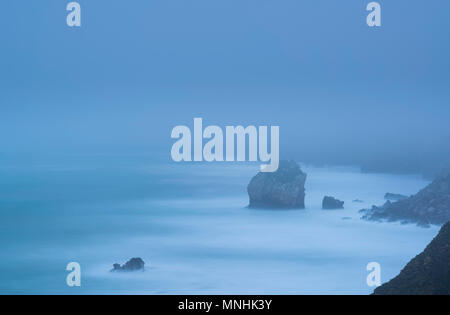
[384,193,408,201]
[360,168,450,226]
[373,222,450,295]
[247,160,307,209]
[111,258,145,272]
[322,196,344,209]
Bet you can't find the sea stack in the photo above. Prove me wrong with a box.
[247,160,307,209]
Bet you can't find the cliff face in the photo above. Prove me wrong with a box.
[361,168,450,226]
[247,160,307,209]
[373,222,450,295]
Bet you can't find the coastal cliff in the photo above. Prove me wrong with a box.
[374,222,450,295]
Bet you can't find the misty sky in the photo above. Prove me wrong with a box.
[1,1,449,171]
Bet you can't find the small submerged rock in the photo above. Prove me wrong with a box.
[322,196,344,209]
[353,199,364,203]
[111,258,145,272]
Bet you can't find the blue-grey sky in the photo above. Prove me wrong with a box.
[1,1,449,172]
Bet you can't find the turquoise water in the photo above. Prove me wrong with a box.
[0,156,439,294]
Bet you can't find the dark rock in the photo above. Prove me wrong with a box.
[373,221,450,295]
[322,196,344,210]
[353,199,364,203]
[384,193,408,201]
[247,160,307,209]
[111,258,145,272]
[360,168,450,226]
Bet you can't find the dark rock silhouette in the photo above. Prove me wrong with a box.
[361,168,450,226]
[111,258,145,272]
[247,160,307,209]
[322,196,344,209]
[373,221,450,295]
[384,193,408,201]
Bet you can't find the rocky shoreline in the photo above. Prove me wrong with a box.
[360,168,450,227]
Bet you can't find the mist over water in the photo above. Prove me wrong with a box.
[2,1,450,175]
[0,156,439,294]
[1,1,449,294]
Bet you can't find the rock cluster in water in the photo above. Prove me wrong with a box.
[384,193,408,201]
[247,160,307,209]
[111,258,145,272]
[360,168,450,226]
[373,221,450,295]
[322,196,344,209]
